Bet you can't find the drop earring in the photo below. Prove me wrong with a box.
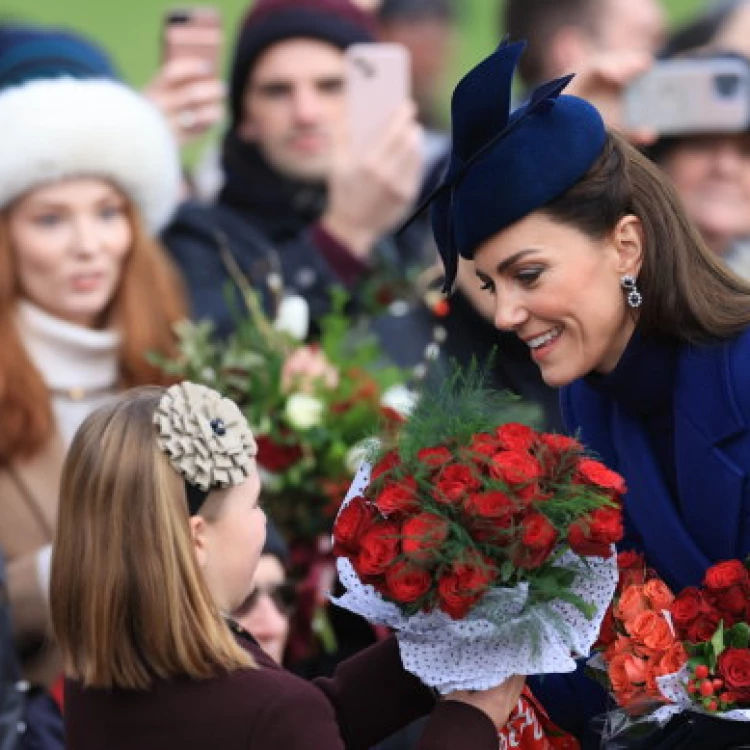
[620,275,642,308]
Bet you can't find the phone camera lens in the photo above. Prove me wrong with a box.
[714,73,740,98]
[354,58,375,78]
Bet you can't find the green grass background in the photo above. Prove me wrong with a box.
[2,0,708,89]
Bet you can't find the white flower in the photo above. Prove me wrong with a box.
[274,295,310,341]
[285,392,324,429]
[381,384,418,418]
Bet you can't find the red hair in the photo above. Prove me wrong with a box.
[0,202,187,463]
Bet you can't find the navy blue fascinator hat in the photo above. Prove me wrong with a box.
[416,40,607,291]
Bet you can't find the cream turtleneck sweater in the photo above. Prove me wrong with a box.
[16,301,121,447]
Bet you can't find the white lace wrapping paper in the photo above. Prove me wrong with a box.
[331,461,618,694]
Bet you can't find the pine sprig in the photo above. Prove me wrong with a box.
[390,358,542,465]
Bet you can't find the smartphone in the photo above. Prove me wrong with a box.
[162,6,222,72]
[345,43,411,152]
[623,57,750,136]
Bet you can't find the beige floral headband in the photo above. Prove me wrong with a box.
[154,383,257,500]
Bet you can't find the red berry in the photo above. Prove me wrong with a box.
[687,682,698,695]
[700,680,715,697]
[720,692,735,704]
[694,665,709,680]
[432,299,450,318]
[707,700,718,712]
[712,678,723,690]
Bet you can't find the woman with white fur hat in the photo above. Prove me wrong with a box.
[0,46,187,691]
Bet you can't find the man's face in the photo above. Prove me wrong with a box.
[594,0,666,56]
[239,38,347,182]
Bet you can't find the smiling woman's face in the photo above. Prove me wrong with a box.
[472,211,642,387]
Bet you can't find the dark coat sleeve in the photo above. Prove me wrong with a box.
[162,203,357,338]
[251,637,498,750]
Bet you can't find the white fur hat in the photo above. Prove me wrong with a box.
[0,77,181,232]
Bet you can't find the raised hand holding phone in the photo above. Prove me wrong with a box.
[321,43,424,259]
[144,6,225,145]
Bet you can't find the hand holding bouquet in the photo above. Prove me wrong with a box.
[332,366,624,693]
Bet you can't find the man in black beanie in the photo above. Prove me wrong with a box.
[164,0,426,339]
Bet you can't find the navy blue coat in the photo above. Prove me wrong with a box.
[531,329,750,747]
[561,328,750,592]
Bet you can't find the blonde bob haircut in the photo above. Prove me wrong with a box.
[50,386,255,690]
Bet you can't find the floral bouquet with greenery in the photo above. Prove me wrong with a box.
[589,554,750,749]
[154,284,409,543]
[331,366,624,693]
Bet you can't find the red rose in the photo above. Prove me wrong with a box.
[417,446,453,469]
[469,432,502,458]
[595,607,617,650]
[713,585,749,618]
[333,496,376,556]
[686,609,722,644]
[669,587,706,631]
[496,423,537,452]
[511,512,558,569]
[357,521,400,576]
[375,478,419,515]
[437,553,497,620]
[464,491,516,520]
[385,560,432,604]
[704,560,750,591]
[256,434,303,472]
[490,451,543,485]
[539,433,582,453]
[568,507,623,559]
[402,512,450,563]
[576,459,627,496]
[617,551,646,591]
[434,464,481,504]
[717,649,750,699]
[371,450,401,481]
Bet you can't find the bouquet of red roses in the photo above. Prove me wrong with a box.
[590,554,750,748]
[331,366,624,693]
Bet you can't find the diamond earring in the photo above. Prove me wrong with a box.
[620,275,642,308]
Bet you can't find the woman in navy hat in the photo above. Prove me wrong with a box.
[423,39,750,746]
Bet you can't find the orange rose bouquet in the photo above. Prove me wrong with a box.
[591,554,750,748]
[331,365,623,694]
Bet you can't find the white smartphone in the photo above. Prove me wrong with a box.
[623,57,750,136]
[345,43,411,152]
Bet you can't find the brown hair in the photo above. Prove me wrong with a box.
[50,387,255,689]
[0,199,186,463]
[541,131,750,344]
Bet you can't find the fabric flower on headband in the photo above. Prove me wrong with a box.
[154,382,257,491]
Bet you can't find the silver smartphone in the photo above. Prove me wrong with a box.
[623,57,750,136]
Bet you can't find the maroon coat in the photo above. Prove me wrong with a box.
[64,631,499,749]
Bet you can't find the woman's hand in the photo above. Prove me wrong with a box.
[444,674,526,731]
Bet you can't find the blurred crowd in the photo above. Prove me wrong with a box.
[3,0,750,747]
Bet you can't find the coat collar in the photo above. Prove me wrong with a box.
[676,337,746,444]
[564,333,749,590]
